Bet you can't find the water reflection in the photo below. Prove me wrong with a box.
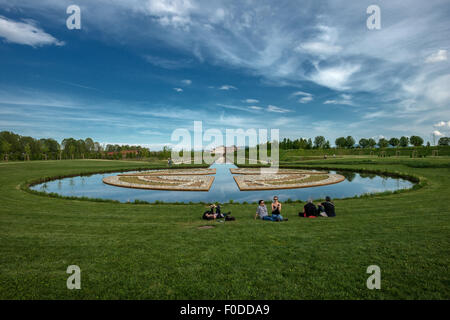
[31,164,414,204]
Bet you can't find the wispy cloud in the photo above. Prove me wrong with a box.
[434,121,450,128]
[181,79,192,85]
[173,88,183,92]
[267,105,290,113]
[295,25,341,57]
[425,49,447,63]
[219,85,237,90]
[324,94,354,106]
[0,15,64,47]
[139,129,164,136]
[243,99,259,103]
[143,55,191,69]
[292,91,313,104]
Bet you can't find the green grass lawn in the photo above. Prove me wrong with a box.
[0,158,449,299]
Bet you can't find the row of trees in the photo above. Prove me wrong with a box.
[438,137,450,146]
[335,135,427,149]
[0,131,151,161]
[281,135,432,150]
[280,137,331,150]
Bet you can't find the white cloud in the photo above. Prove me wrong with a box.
[433,130,443,136]
[243,99,259,103]
[295,25,341,56]
[292,91,313,103]
[219,85,237,90]
[217,103,255,112]
[181,79,192,85]
[249,105,262,110]
[324,94,354,106]
[0,16,64,47]
[143,55,191,69]
[298,96,313,103]
[309,64,361,91]
[362,110,389,119]
[434,121,450,128]
[173,88,183,92]
[267,105,290,113]
[143,0,195,28]
[139,129,164,135]
[425,49,447,63]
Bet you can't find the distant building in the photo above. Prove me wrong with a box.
[106,150,139,157]
[211,145,238,154]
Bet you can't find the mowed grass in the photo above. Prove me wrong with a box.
[0,158,449,299]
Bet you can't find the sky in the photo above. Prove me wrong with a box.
[0,0,449,150]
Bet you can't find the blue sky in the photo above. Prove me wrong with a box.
[0,0,449,149]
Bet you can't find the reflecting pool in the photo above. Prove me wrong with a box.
[31,163,414,203]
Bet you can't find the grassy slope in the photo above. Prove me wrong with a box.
[0,159,449,299]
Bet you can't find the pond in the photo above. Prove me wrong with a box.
[30,163,414,203]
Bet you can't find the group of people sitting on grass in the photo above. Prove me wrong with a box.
[300,196,336,218]
[254,196,288,221]
[202,196,335,221]
[254,196,335,221]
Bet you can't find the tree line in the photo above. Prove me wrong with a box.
[0,131,152,161]
[281,135,449,150]
[335,135,425,149]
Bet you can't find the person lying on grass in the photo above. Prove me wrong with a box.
[202,204,221,220]
[255,199,288,221]
[202,203,233,221]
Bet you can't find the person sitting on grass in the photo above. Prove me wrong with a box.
[271,196,288,221]
[301,199,318,218]
[255,200,275,221]
[317,196,336,217]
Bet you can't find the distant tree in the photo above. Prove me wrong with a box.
[85,138,95,153]
[359,138,369,148]
[410,135,424,147]
[24,144,31,161]
[57,143,62,160]
[438,137,450,146]
[345,136,355,148]
[1,139,11,161]
[399,136,409,147]
[39,139,49,160]
[335,137,347,148]
[377,138,389,148]
[324,140,331,149]
[368,138,377,148]
[314,136,326,149]
[389,137,400,147]
[94,142,102,152]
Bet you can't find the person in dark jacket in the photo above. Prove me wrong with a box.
[301,199,318,218]
[318,196,336,217]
